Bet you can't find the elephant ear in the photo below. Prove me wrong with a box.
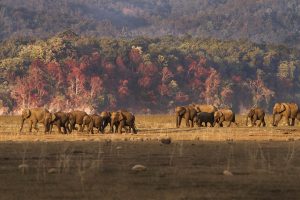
[179,107,186,116]
[215,111,223,118]
[22,109,31,118]
[280,103,287,113]
[119,112,125,121]
[51,113,56,122]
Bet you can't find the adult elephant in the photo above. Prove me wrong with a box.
[20,108,56,133]
[83,114,103,134]
[272,103,299,126]
[175,105,197,128]
[214,109,238,127]
[196,112,214,127]
[68,110,88,132]
[110,111,137,134]
[192,104,217,113]
[246,107,266,127]
[51,111,71,134]
[100,111,111,133]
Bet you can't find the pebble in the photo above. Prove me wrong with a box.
[48,168,58,174]
[223,170,233,176]
[18,164,29,169]
[132,164,147,172]
[159,137,171,144]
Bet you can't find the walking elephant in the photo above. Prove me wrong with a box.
[20,108,56,133]
[175,105,197,128]
[68,110,88,132]
[196,112,214,127]
[214,109,238,127]
[110,111,137,134]
[83,114,103,134]
[246,107,266,127]
[272,103,299,126]
[51,111,71,134]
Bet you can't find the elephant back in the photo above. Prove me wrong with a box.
[194,104,217,113]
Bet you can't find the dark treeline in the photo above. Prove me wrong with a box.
[0,0,300,48]
[0,31,299,114]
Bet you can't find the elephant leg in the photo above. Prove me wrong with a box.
[291,118,295,126]
[190,119,194,128]
[29,121,33,132]
[285,116,290,126]
[56,124,62,134]
[185,118,190,127]
[262,119,266,127]
[178,117,182,128]
[33,120,39,132]
[252,115,257,126]
[62,125,67,134]
[220,122,223,127]
[131,124,137,134]
[227,121,232,127]
[118,122,124,134]
[79,124,84,132]
[275,115,282,126]
[257,120,262,127]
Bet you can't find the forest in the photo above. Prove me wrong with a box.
[0,0,300,48]
[0,30,299,114]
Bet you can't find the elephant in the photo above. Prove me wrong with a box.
[110,111,137,134]
[50,111,71,134]
[246,107,266,127]
[196,112,214,127]
[175,105,197,128]
[191,104,218,113]
[83,114,103,134]
[214,109,238,127]
[20,108,56,133]
[272,103,299,126]
[68,110,88,132]
[100,111,111,133]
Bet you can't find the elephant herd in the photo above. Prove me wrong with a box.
[17,102,300,134]
[19,108,137,134]
[175,102,300,128]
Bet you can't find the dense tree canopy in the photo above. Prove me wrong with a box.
[0,32,299,114]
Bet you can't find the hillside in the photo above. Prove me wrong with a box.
[0,32,299,113]
[0,0,300,48]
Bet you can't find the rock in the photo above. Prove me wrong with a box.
[160,137,171,144]
[116,146,122,150]
[48,168,58,174]
[132,164,147,172]
[18,164,29,169]
[223,170,233,176]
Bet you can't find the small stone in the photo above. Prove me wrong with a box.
[223,170,233,176]
[132,164,147,172]
[18,164,29,169]
[160,137,171,144]
[48,168,58,174]
[116,146,122,150]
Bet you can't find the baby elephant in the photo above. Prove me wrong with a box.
[246,107,266,127]
[196,112,214,127]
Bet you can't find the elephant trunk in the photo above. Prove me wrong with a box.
[246,116,248,126]
[272,111,276,126]
[176,114,179,128]
[20,118,25,133]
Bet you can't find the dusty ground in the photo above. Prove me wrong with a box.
[0,115,300,199]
